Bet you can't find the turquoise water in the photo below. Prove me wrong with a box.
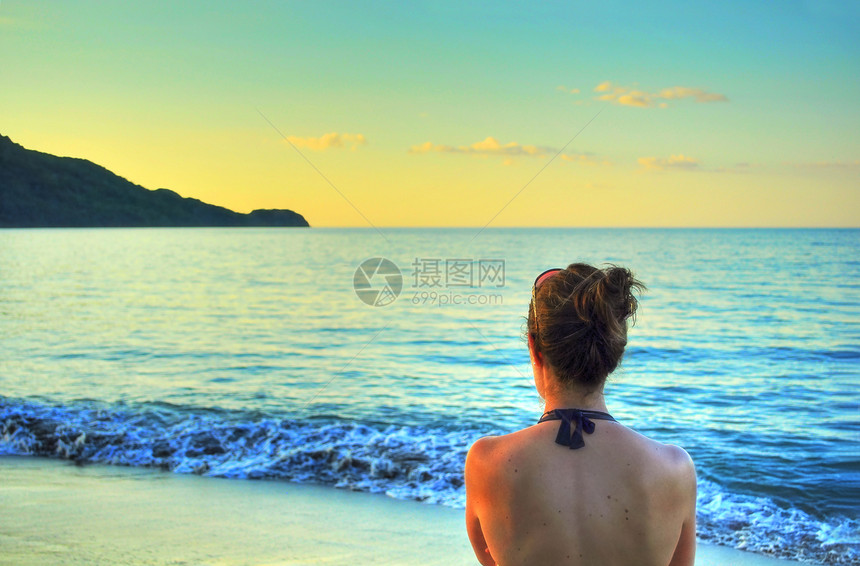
[1,227,858,563]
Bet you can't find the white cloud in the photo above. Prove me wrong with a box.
[616,91,652,108]
[286,132,367,151]
[638,154,700,171]
[411,137,604,165]
[409,136,554,158]
[789,160,860,169]
[594,81,728,108]
[658,86,728,103]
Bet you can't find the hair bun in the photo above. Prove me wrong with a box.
[602,265,638,319]
[528,263,645,387]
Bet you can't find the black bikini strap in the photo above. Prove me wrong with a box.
[537,409,616,450]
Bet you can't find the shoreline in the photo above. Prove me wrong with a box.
[0,456,811,565]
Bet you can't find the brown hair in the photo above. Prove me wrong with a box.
[527,263,645,389]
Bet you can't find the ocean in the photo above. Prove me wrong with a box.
[0,227,857,564]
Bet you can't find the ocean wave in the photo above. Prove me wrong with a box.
[1,397,857,564]
[627,345,860,363]
[0,397,475,508]
[697,479,859,564]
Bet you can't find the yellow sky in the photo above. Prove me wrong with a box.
[1,2,858,227]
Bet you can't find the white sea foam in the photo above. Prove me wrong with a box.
[1,397,857,564]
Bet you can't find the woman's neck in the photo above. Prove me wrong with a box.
[542,385,609,414]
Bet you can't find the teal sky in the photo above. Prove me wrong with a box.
[1,1,858,226]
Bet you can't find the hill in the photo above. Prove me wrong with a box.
[0,135,309,228]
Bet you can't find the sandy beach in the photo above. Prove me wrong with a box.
[0,456,809,566]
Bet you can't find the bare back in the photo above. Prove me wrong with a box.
[465,418,697,566]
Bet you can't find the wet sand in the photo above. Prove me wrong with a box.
[0,456,807,565]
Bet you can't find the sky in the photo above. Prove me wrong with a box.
[1,1,858,227]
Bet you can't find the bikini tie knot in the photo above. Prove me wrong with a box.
[554,409,593,449]
[537,408,616,450]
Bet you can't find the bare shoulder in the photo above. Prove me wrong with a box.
[644,438,697,500]
[658,443,696,482]
[466,434,498,459]
[663,444,697,491]
[465,434,508,497]
[465,434,500,476]
[466,427,536,477]
[663,444,695,468]
[622,427,694,465]
[615,427,697,489]
[467,430,517,464]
